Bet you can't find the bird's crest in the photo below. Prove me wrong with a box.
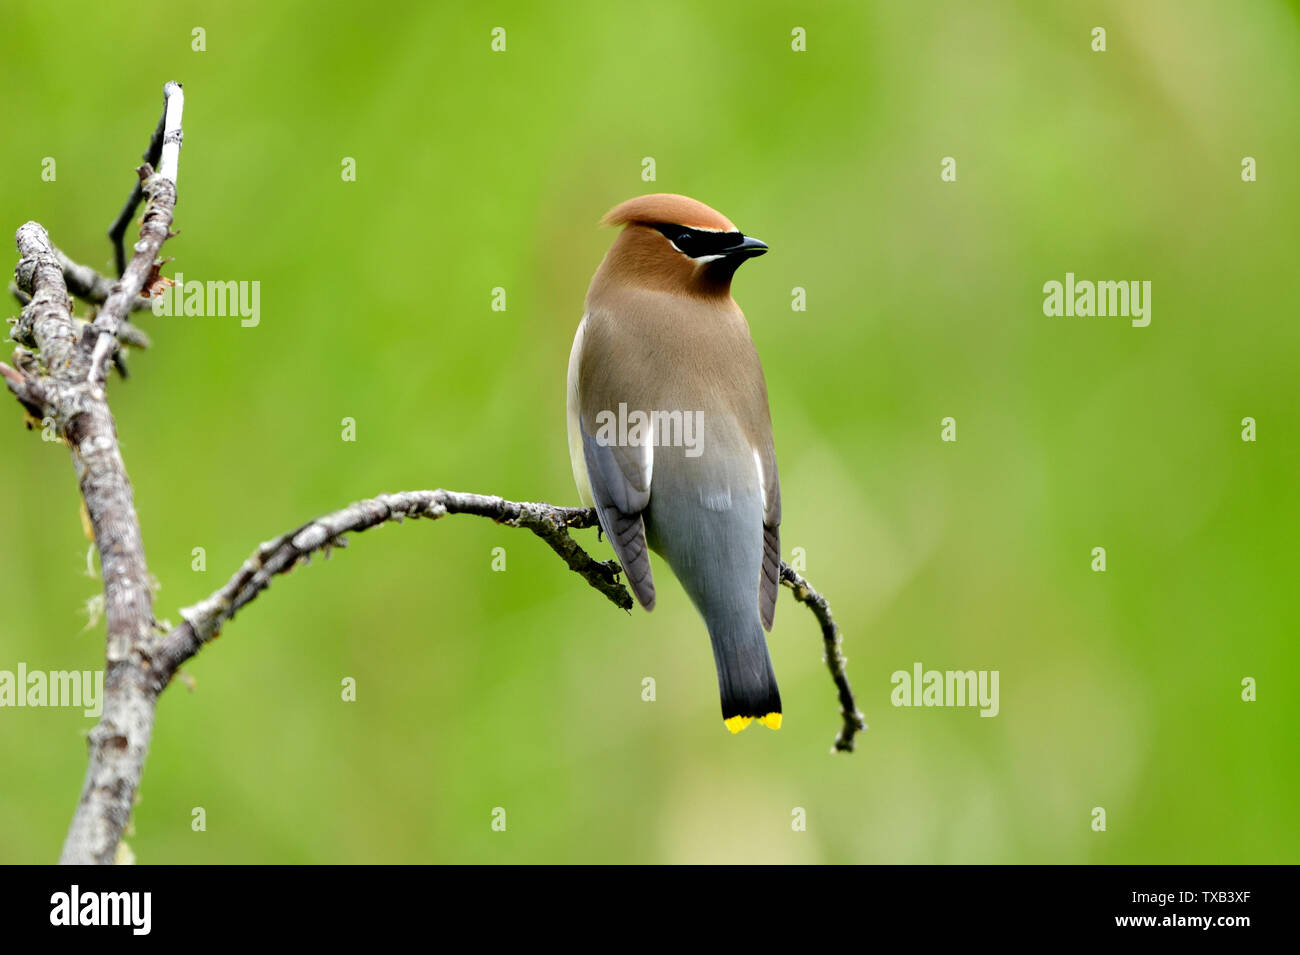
[600,193,737,233]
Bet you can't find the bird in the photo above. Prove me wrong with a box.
[566,193,783,734]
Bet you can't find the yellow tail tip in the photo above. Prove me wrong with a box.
[724,715,753,734]
[724,712,782,734]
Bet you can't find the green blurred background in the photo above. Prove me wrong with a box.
[1,0,1297,864]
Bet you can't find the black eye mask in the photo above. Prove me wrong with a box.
[652,223,745,258]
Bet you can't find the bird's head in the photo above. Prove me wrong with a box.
[596,193,767,297]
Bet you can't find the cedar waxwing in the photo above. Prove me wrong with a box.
[567,193,782,734]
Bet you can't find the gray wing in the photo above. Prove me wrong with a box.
[580,424,656,610]
[758,448,781,631]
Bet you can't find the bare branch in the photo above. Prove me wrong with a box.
[148,492,862,749]
[7,220,163,866]
[0,81,184,866]
[11,248,151,385]
[51,245,152,378]
[150,491,632,680]
[55,247,153,315]
[107,87,171,276]
[780,565,868,751]
[11,222,77,365]
[89,82,182,383]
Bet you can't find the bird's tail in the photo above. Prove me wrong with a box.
[707,615,782,734]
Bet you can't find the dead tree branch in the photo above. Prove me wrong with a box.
[151,492,631,679]
[7,220,162,866]
[149,493,865,750]
[55,247,154,317]
[1,80,185,865]
[3,83,865,866]
[9,246,150,380]
[87,82,183,383]
[106,88,171,277]
[780,565,867,751]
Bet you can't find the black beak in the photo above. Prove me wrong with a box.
[721,234,768,259]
